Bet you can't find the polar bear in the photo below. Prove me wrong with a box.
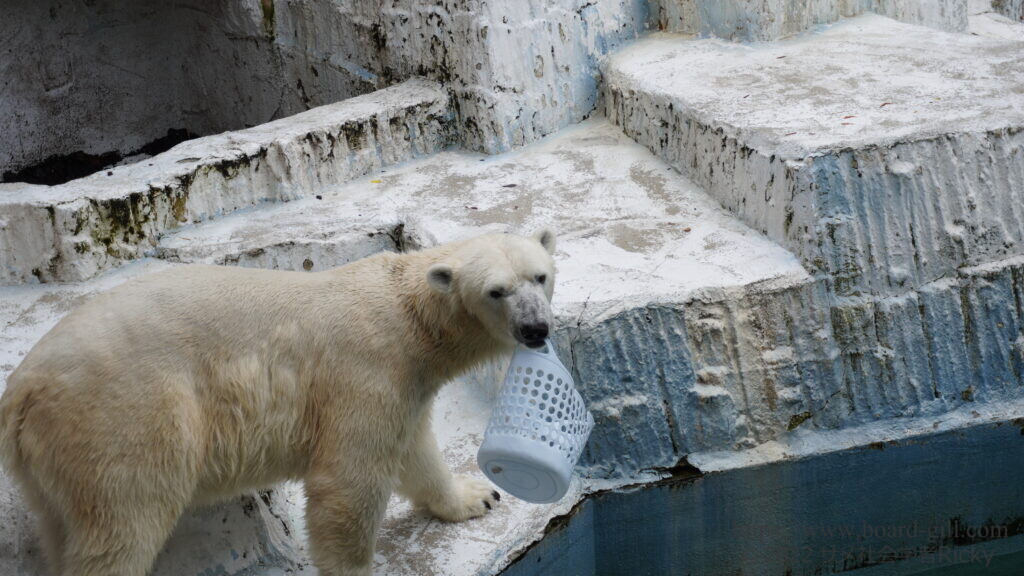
[0,229,557,576]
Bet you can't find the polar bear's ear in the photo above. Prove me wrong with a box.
[534,228,556,255]
[427,263,455,293]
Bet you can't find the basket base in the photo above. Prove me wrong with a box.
[477,435,574,504]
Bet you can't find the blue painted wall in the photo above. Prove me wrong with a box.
[503,420,1024,575]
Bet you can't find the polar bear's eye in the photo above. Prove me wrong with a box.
[535,274,547,284]
[489,289,504,299]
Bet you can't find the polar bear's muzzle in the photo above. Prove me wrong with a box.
[509,283,553,348]
[517,322,549,348]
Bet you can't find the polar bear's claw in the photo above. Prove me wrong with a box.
[430,475,500,522]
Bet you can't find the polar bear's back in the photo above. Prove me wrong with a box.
[1,256,415,500]
[16,258,406,380]
[14,265,318,381]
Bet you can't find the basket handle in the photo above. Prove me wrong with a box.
[537,339,561,361]
[538,338,575,375]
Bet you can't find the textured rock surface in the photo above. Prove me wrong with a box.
[601,16,1024,474]
[972,0,1024,38]
[994,0,1024,19]
[0,78,450,286]
[2,0,649,182]
[0,0,376,180]
[653,0,968,40]
[605,15,1024,297]
[267,0,652,153]
[375,0,651,153]
[572,253,1024,470]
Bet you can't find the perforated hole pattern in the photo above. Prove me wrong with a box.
[485,348,594,462]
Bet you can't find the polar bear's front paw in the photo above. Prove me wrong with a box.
[429,475,501,522]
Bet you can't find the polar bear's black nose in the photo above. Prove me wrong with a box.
[520,322,549,345]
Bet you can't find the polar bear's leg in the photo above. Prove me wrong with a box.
[396,407,500,522]
[14,473,67,576]
[304,465,391,576]
[18,382,202,576]
[63,507,182,576]
[34,506,66,576]
[57,446,193,573]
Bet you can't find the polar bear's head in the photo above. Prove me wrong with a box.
[427,230,556,349]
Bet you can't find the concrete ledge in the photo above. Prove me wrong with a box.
[156,217,407,272]
[972,0,1024,38]
[829,254,1024,420]
[564,252,1024,477]
[0,78,451,286]
[652,0,968,41]
[563,274,837,477]
[604,15,1024,297]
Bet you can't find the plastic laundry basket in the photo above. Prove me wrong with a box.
[478,339,594,504]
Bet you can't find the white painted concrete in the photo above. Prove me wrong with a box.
[605,15,1024,296]
[653,0,968,41]
[971,0,1024,36]
[606,15,1024,157]
[970,10,1024,38]
[1,0,650,181]
[157,120,806,312]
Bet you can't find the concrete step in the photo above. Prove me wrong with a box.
[971,10,1024,38]
[604,14,1024,298]
[0,78,451,286]
[155,210,404,272]
[652,0,968,41]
